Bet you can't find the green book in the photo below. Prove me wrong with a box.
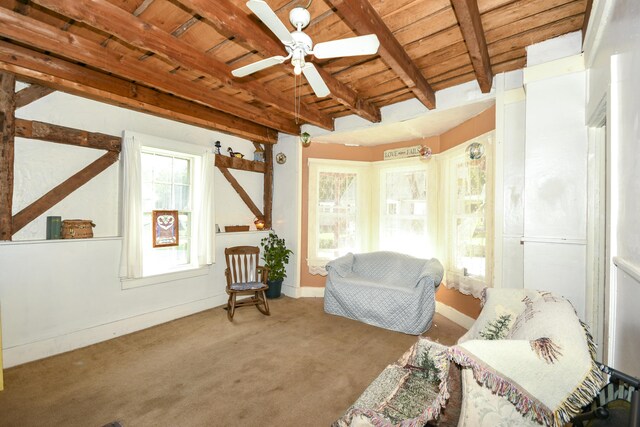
[46,216,61,240]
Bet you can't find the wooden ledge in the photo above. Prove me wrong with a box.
[215,154,265,173]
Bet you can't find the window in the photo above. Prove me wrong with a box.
[441,131,494,294]
[307,135,493,285]
[307,160,370,268]
[375,161,436,258]
[120,131,215,283]
[141,149,196,276]
[307,157,436,273]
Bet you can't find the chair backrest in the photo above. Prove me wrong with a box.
[225,246,261,285]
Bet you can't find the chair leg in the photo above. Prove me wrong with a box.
[227,293,236,321]
[255,290,270,316]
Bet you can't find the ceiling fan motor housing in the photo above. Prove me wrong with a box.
[289,7,311,30]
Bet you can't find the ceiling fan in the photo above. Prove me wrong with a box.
[231,0,380,98]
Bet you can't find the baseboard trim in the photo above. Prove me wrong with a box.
[4,294,227,368]
[281,283,301,298]
[436,302,476,330]
[300,286,325,298]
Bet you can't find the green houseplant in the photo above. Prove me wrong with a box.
[260,231,293,299]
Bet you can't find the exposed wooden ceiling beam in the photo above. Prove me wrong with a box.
[0,8,298,136]
[313,66,380,122]
[450,0,493,93]
[0,41,277,144]
[325,0,436,109]
[30,0,334,131]
[178,0,381,123]
[15,84,55,109]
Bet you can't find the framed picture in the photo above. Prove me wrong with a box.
[152,210,179,248]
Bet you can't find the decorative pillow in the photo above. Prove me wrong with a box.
[450,288,607,427]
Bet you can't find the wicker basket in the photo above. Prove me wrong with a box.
[61,219,95,239]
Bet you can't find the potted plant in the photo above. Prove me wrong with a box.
[260,231,293,299]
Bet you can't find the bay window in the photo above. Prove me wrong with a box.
[307,131,494,289]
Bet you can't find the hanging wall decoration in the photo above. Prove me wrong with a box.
[419,145,432,160]
[466,142,485,160]
[276,152,287,164]
[153,210,179,248]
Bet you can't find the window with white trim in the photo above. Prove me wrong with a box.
[375,161,436,258]
[141,149,197,276]
[307,157,435,273]
[119,131,215,283]
[307,160,370,268]
[441,132,494,294]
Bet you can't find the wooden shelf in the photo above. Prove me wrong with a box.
[215,154,265,173]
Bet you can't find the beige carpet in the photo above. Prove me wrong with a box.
[0,297,466,427]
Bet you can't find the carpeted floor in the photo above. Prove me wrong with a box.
[0,297,466,427]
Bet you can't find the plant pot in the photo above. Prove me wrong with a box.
[266,279,283,299]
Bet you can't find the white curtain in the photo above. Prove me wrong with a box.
[197,150,216,265]
[119,132,143,279]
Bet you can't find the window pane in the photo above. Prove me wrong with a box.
[174,184,190,211]
[316,172,358,258]
[153,183,172,209]
[379,168,431,257]
[173,158,189,185]
[140,149,195,276]
[452,153,487,277]
[153,155,172,183]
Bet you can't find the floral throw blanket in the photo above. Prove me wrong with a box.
[450,288,607,427]
[334,338,451,427]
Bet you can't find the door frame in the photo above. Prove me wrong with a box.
[586,96,608,361]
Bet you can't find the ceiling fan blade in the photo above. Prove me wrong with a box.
[302,63,330,98]
[246,0,294,45]
[313,34,380,59]
[231,56,287,77]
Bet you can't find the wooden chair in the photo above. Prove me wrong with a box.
[224,246,270,321]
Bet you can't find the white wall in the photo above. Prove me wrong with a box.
[272,133,302,297]
[494,33,589,319]
[584,0,640,376]
[494,70,526,290]
[0,89,271,367]
[523,44,588,319]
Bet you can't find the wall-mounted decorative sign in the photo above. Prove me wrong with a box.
[383,145,422,160]
[153,210,179,248]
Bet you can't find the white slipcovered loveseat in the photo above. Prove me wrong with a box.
[324,251,444,335]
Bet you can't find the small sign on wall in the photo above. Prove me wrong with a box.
[383,145,422,160]
[153,210,179,247]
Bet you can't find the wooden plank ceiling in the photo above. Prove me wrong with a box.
[0,0,589,143]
